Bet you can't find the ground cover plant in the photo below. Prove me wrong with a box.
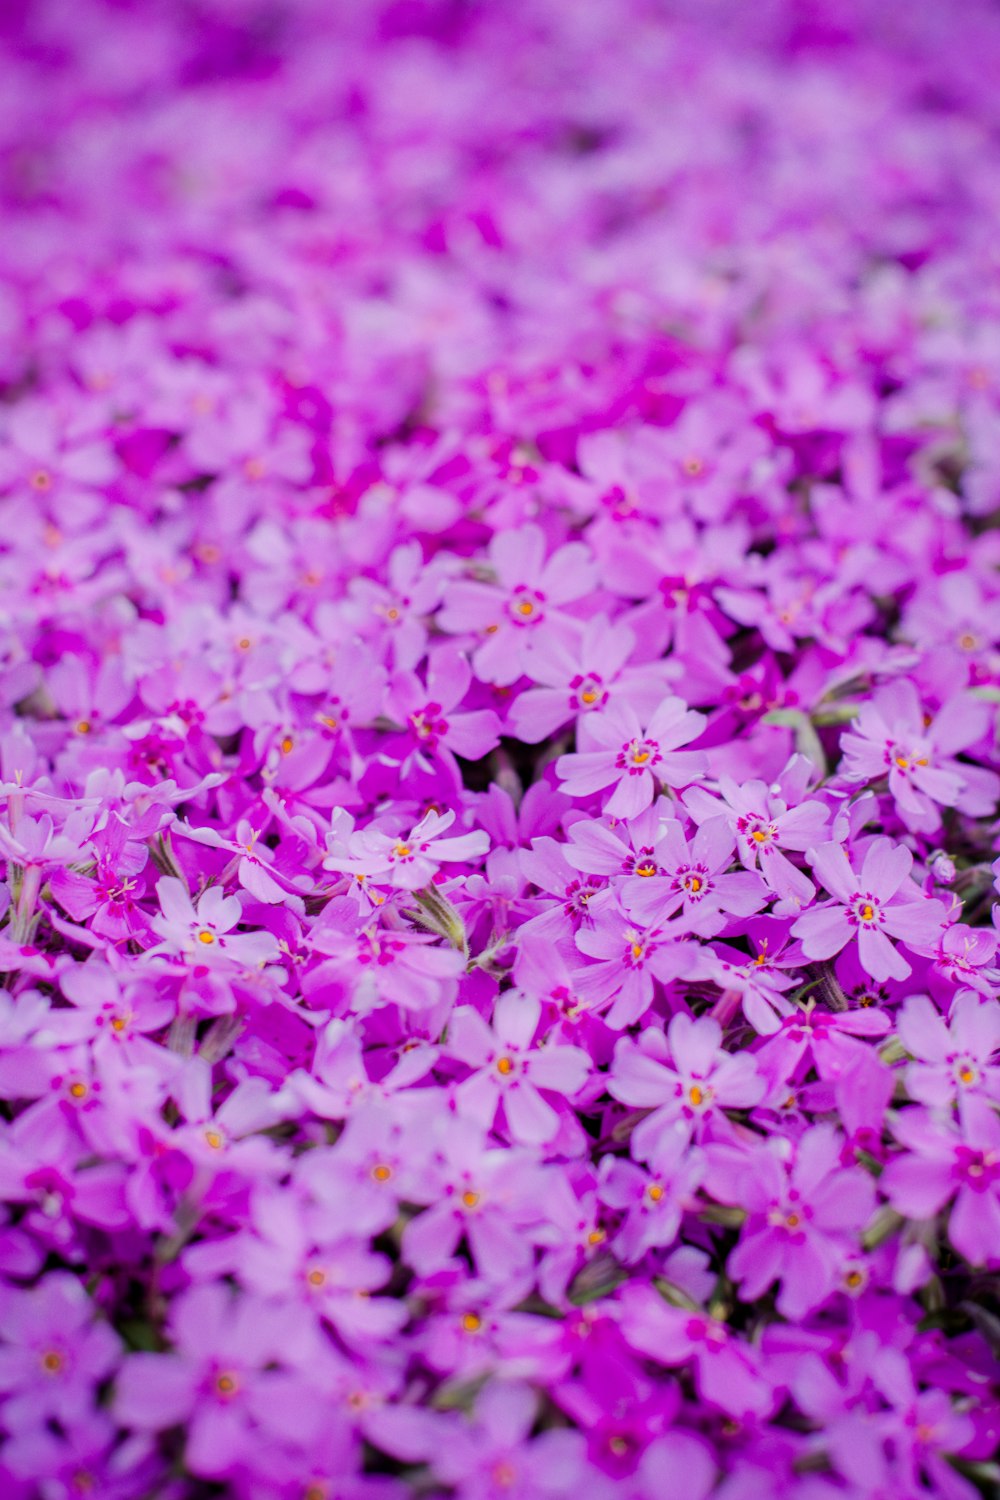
[1,0,1000,1495]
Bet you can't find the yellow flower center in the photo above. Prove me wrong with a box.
[75,719,92,735]
[632,749,650,764]
[635,860,657,877]
[215,1372,239,1398]
[587,1228,605,1246]
[581,688,598,704]
[496,1056,513,1075]
[647,1183,664,1203]
[461,1189,481,1209]
[41,1349,64,1374]
[462,1312,482,1333]
[204,1129,224,1150]
[197,929,216,944]
[371,1163,392,1182]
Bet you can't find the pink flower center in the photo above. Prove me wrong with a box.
[849,892,883,927]
[570,672,607,710]
[507,586,546,625]
[617,737,661,774]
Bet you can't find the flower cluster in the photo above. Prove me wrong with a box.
[1,0,1000,1496]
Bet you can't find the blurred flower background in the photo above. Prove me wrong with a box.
[1,1,1000,1496]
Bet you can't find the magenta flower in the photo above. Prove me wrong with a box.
[792,838,948,981]
[609,1013,765,1148]
[114,1285,323,1479]
[574,911,700,1029]
[703,1125,877,1317]
[447,992,591,1144]
[621,816,767,936]
[685,756,829,906]
[897,991,1000,1107]
[598,1128,705,1262]
[883,1098,1000,1266]
[0,1273,120,1431]
[385,646,502,771]
[509,615,674,743]
[556,699,706,818]
[840,680,999,832]
[437,524,596,686]
[324,807,489,891]
[616,1286,776,1420]
[149,877,280,967]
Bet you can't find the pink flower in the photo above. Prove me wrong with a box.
[840,680,999,832]
[385,645,502,771]
[616,1286,776,1421]
[598,1128,705,1261]
[883,1098,1000,1266]
[114,1285,323,1479]
[620,816,767,937]
[897,991,1000,1107]
[704,1124,877,1317]
[324,807,489,891]
[574,911,700,1029]
[0,1273,120,1431]
[437,524,596,686]
[792,838,948,982]
[446,992,590,1145]
[684,755,829,905]
[556,699,706,818]
[609,1013,765,1148]
[508,616,674,743]
[149,877,280,967]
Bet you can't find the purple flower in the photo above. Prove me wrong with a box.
[616,1286,776,1421]
[609,1012,765,1149]
[150,877,280,967]
[883,1097,1000,1266]
[447,992,591,1145]
[509,616,674,744]
[897,991,1000,1107]
[574,911,700,1029]
[114,1285,323,1479]
[792,838,948,981]
[556,700,706,819]
[437,525,596,686]
[703,1124,877,1317]
[598,1127,705,1261]
[840,680,999,832]
[324,807,489,891]
[620,815,767,937]
[0,1273,120,1431]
